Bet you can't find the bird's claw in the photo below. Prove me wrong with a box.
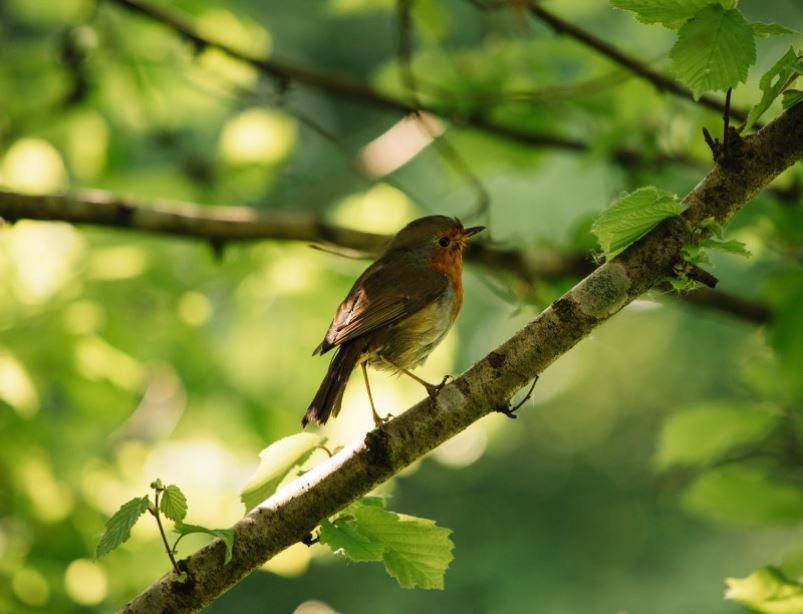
[372,412,394,427]
[425,375,451,399]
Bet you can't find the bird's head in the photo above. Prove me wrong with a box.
[386,215,484,259]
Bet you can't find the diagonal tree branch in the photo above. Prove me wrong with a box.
[117,101,803,613]
[0,189,769,325]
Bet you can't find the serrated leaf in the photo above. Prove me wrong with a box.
[609,0,722,29]
[750,22,797,38]
[670,5,756,99]
[160,484,188,523]
[745,47,798,131]
[655,401,779,469]
[591,186,685,259]
[175,522,235,564]
[240,432,321,512]
[701,238,751,257]
[782,89,803,110]
[726,567,803,614]
[353,505,454,590]
[321,501,454,589]
[95,495,151,558]
[683,466,803,525]
[319,518,386,562]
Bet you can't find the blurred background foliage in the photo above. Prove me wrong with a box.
[0,0,802,612]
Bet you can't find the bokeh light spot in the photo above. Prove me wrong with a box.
[1,138,67,194]
[64,559,107,605]
[332,184,414,233]
[262,542,312,577]
[12,568,49,607]
[219,109,296,165]
[0,351,39,418]
[177,291,213,326]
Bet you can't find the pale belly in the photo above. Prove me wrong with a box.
[366,285,456,371]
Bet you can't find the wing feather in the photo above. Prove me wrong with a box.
[314,260,447,354]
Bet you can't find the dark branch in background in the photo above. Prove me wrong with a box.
[396,0,491,219]
[104,0,698,171]
[105,0,803,207]
[0,189,770,325]
[519,2,749,121]
[117,97,803,614]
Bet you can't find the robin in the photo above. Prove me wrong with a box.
[302,215,484,427]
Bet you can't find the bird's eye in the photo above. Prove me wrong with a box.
[438,237,450,247]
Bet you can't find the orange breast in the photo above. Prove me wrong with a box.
[431,249,463,322]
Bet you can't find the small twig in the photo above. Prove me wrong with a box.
[686,265,719,289]
[151,490,181,575]
[496,375,539,418]
[722,88,732,161]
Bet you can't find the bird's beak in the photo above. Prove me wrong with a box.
[463,226,485,238]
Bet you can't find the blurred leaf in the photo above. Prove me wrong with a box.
[95,495,151,558]
[683,467,803,525]
[745,47,798,132]
[592,186,685,259]
[701,238,751,257]
[765,271,803,398]
[726,566,803,614]
[240,433,322,512]
[175,522,235,564]
[320,500,454,590]
[750,23,797,38]
[782,90,803,110]
[655,401,779,469]
[609,0,717,29]
[160,484,188,523]
[670,5,756,99]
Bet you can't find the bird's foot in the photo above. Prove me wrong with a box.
[424,375,451,399]
[372,410,394,427]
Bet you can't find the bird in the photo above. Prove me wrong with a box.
[302,215,484,427]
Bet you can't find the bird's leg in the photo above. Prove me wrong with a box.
[381,357,450,399]
[361,362,391,426]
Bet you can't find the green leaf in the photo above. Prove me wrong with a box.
[591,186,685,259]
[320,501,454,590]
[354,505,454,590]
[745,47,798,131]
[750,22,797,38]
[240,432,322,512]
[175,522,235,564]
[782,89,803,110]
[670,5,756,99]
[683,466,803,525]
[726,567,803,614]
[319,518,386,562]
[159,484,188,523]
[655,401,779,469]
[701,238,751,257]
[95,495,151,558]
[609,0,724,29]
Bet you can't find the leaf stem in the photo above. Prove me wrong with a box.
[152,490,181,575]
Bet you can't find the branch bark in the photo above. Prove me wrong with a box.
[0,189,769,325]
[117,99,803,613]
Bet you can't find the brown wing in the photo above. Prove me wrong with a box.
[314,259,448,355]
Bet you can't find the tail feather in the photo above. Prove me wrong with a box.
[302,344,361,427]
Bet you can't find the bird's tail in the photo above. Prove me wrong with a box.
[302,344,361,427]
